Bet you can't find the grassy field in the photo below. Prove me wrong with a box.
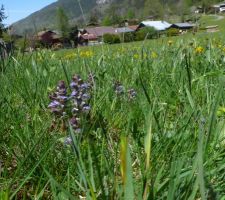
[1,34,225,199]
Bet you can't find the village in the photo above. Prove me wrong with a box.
[1,1,225,53]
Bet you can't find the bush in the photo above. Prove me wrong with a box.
[15,38,30,52]
[103,34,121,44]
[166,28,179,37]
[121,32,135,43]
[135,27,158,41]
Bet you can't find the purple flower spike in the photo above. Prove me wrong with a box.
[71,90,78,97]
[57,80,66,89]
[72,74,81,82]
[80,83,90,90]
[58,96,68,102]
[82,105,91,113]
[64,136,72,145]
[70,117,78,128]
[128,89,137,100]
[82,93,90,100]
[70,82,77,88]
[48,100,61,108]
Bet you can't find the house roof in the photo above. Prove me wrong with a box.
[139,21,171,31]
[37,30,55,37]
[172,23,195,28]
[81,34,98,40]
[85,26,117,37]
[115,27,135,33]
[129,25,139,31]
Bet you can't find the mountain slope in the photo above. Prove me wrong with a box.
[12,0,97,35]
[11,0,222,35]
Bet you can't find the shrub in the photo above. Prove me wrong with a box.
[103,34,121,44]
[121,32,135,43]
[135,27,158,41]
[14,38,30,52]
[166,28,179,37]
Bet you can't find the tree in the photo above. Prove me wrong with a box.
[144,0,164,19]
[126,9,135,19]
[0,5,7,38]
[57,7,70,39]
[88,10,99,25]
[102,16,112,26]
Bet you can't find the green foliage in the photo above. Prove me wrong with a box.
[102,16,112,26]
[2,36,225,198]
[126,9,135,19]
[135,27,158,41]
[14,37,30,51]
[166,28,180,37]
[122,32,135,43]
[57,7,70,39]
[0,5,6,37]
[103,33,121,44]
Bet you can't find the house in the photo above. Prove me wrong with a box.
[115,27,135,33]
[128,25,139,31]
[79,26,118,45]
[194,6,203,14]
[79,34,98,46]
[137,21,172,31]
[171,23,195,31]
[85,26,117,38]
[212,2,225,13]
[36,30,62,47]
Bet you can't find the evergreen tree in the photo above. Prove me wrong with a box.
[0,5,7,38]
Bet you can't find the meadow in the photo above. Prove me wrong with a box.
[1,33,225,199]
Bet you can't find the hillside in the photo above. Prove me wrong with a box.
[12,0,97,35]
[11,0,223,35]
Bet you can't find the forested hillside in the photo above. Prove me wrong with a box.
[11,0,222,35]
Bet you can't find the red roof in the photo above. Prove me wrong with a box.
[128,25,139,31]
[85,26,117,37]
[81,34,98,40]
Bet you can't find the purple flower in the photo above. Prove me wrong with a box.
[82,93,90,100]
[115,85,124,95]
[128,89,137,100]
[72,107,79,114]
[58,95,68,102]
[70,117,78,128]
[64,136,72,145]
[70,82,78,88]
[71,90,78,97]
[80,83,90,90]
[82,105,91,113]
[48,100,61,108]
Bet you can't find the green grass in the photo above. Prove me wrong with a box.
[1,35,225,199]
[199,14,225,32]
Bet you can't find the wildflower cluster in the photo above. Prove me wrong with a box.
[195,46,204,54]
[114,81,137,101]
[48,74,93,136]
[79,50,94,58]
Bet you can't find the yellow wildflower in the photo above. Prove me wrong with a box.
[79,50,94,58]
[195,46,204,54]
[168,40,173,46]
[151,52,158,59]
[217,107,225,117]
[64,53,77,60]
[133,54,140,59]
